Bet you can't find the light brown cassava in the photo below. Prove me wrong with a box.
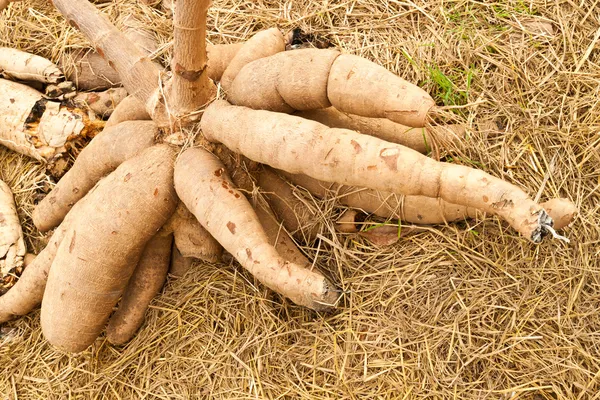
[207,42,244,82]
[253,200,312,267]
[202,101,552,242]
[32,120,158,232]
[296,108,466,153]
[164,203,223,263]
[169,244,194,278]
[0,47,63,83]
[280,171,577,230]
[220,28,286,92]
[105,95,151,128]
[0,78,104,162]
[0,180,25,277]
[106,232,173,346]
[0,199,82,323]
[41,144,178,353]
[72,87,128,118]
[62,50,123,91]
[228,49,436,127]
[257,167,321,241]
[174,147,337,311]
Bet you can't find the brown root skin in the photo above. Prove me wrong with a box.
[164,203,223,263]
[279,171,576,231]
[541,198,577,230]
[72,87,128,119]
[0,180,25,277]
[105,95,151,128]
[62,50,122,91]
[253,198,311,267]
[229,49,436,127]
[257,167,321,241]
[296,108,466,154]
[41,144,178,353]
[220,28,286,92]
[33,120,159,233]
[0,47,64,83]
[174,148,337,311]
[202,101,550,242]
[335,210,364,233]
[0,78,104,162]
[207,42,244,82]
[0,198,83,324]
[106,232,173,346]
[169,244,194,278]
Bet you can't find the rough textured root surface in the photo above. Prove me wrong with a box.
[168,243,194,278]
[0,79,104,161]
[228,49,436,127]
[257,167,321,241]
[41,144,178,353]
[220,28,286,92]
[61,50,123,91]
[253,200,311,267]
[540,198,578,230]
[165,203,223,263]
[0,180,25,277]
[280,171,577,230]
[105,94,151,128]
[33,120,158,233]
[174,148,337,311]
[278,171,479,225]
[72,87,128,119]
[0,198,81,323]
[0,47,63,83]
[296,107,466,153]
[207,42,244,82]
[202,101,551,242]
[106,232,173,346]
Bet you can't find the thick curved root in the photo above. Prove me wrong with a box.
[296,108,465,153]
[228,49,435,127]
[0,199,83,324]
[202,101,552,242]
[174,148,337,311]
[106,232,173,346]
[0,180,25,277]
[220,28,286,92]
[41,144,178,353]
[33,120,158,232]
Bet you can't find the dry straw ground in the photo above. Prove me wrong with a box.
[1,0,599,398]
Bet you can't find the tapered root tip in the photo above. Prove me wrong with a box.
[307,278,340,312]
[530,210,554,243]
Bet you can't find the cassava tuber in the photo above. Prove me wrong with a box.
[0,47,63,83]
[0,180,25,278]
[174,147,338,311]
[41,144,178,352]
[228,49,436,127]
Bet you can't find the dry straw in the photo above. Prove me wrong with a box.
[1,0,599,398]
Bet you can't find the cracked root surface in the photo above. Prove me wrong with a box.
[0,0,599,398]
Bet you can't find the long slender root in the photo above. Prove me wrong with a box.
[106,231,173,346]
[0,180,25,277]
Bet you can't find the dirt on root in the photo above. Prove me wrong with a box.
[1,0,600,399]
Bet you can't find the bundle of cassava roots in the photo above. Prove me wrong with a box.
[0,0,577,353]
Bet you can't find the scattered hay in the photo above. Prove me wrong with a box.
[1,0,599,398]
